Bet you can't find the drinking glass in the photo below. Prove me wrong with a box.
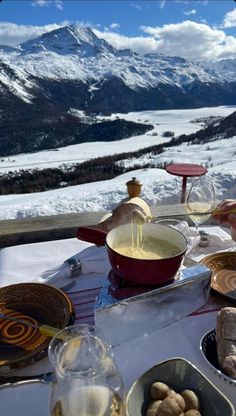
[186,176,216,233]
[48,324,125,416]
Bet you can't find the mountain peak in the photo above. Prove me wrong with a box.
[69,25,96,44]
[20,24,115,57]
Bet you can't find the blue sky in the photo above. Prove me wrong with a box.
[0,0,235,59]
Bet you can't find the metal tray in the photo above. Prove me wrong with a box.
[95,263,211,347]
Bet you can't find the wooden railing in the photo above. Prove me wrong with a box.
[0,204,217,248]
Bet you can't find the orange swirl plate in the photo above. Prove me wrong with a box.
[201,252,236,301]
[0,283,74,373]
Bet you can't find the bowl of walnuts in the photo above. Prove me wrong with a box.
[125,357,234,416]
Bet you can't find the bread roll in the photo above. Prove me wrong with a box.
[216,307,236,378]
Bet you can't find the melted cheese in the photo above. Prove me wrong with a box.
[114,236,180,260]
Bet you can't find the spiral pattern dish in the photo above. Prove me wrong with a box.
[0,283,74,373]
[0,310,43,354]
[201,251,236,301]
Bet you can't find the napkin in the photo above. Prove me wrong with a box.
[32,246,110,288]
[168,222,234,255]
[0,240,110,290]
[204,226,233,247]
[188,225,234,262]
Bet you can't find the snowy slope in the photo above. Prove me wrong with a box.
[0,105,234,174]
[199,58,236,83]
[0,106,235,220]
[0,60,35,103]
[0,166,234,221]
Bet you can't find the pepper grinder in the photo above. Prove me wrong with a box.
[118,177,151,218]
[126,177,143,198]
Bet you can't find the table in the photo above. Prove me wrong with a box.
[165,163,208,203]
[0,225,235,415]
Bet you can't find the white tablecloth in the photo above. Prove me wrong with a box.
[0,225,235,415]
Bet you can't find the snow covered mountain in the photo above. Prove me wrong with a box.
[199,58,236,83]
[20,25,116,57]
[0,24,231,93]
[0,24,235,156]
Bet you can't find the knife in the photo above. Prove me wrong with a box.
[0,313,62,339]
[0,372,53,386]
[0,312,81,345]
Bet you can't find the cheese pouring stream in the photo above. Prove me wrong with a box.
[77,177,152,246]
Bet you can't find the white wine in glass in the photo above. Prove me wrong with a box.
[186,177,215,231]
[52,386,124,416]
[49,324,125,416]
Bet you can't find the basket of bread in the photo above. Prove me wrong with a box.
[201,307,236,386]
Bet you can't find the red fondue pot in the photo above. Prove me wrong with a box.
[77,223,187,286]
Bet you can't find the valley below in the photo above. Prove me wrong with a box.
[0,105,235,221]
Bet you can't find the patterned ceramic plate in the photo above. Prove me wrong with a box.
[0,283,74,373]
[201,252,236,301]
[200,329,236,387]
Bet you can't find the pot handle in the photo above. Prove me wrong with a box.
[77,226,107,246]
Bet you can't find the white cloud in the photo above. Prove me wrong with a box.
[140,21,236,59]
[0,19,235,61]
[175,0,189,4]
[184,9,196,16]
[131,2,142,11]
[0,22,70,46]
[222,9,236,28]
[96,20,236,60]
[32,0,63,10]
[94,29,161,55]
[175,0,208,4]
[159,0,166,9]
[110,23,120,30]
[32,0,48,6]
[55,0,63,10]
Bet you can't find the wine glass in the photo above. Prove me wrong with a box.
[48,324,125,416]
[186,176,215,233]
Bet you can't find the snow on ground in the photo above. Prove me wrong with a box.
[0,167,235,221]
[0,106,234,174]
[0,106,235,220]
[122,135,236,171]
